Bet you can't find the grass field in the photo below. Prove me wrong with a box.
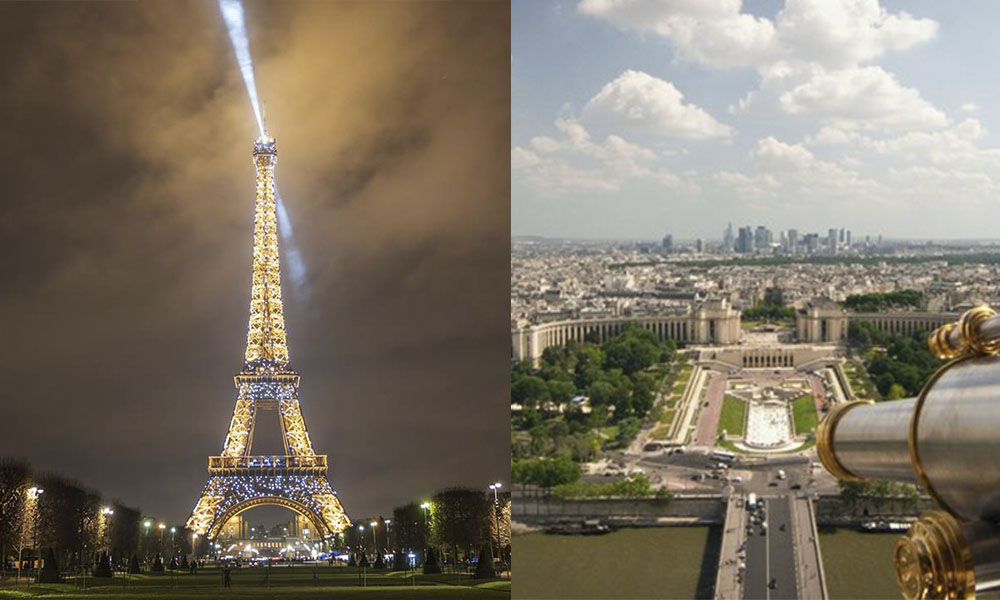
[818,528,900,600]
[0,568,510,599]
[514,527,720,599]
[717,395,746,437]
[791,394,818,434]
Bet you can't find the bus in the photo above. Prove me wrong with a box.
[710,450,736,463]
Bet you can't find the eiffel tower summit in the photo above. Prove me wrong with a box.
[186,133,351,540]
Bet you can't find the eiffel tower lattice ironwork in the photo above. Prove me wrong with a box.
[186,134,350,540]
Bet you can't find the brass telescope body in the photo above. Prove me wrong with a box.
[817,306,1000,599]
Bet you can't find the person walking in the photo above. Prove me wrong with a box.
[223,565,232,588]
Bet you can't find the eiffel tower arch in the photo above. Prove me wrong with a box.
[186,134,350,541]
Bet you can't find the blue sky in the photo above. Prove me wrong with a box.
[512,0,1000,240]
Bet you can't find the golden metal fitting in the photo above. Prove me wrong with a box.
[928,322,962,360]
[816,401,871,482]
[894,510,975,600]
[959,306,1000,356]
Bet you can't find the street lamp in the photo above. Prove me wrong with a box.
[169,527,176,563]
[489,482,503,566]
[101,507,114,557]
[32,489,44,584]
[384,519,392,552]
[369,522,377,556]
[142,520,152,565]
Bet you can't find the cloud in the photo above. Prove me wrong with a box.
[778,66,947,131]
[579,0,937,72]
[577,0,775,69]
[773,0,937,70]
[582,70,732,139]
[752,136,815,169]
[580,0,943,132]
[512,117,697,196]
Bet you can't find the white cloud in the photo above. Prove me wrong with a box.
[803,126,858,146]
[582,70,733,139]
[962,102,979,113]
[577,0,775,69]
[578,0,936,72]
[778,66,947,131]
[512,117,698,197]
[579,0,944,133]
[752,137,815,169]
[773,0,937,70]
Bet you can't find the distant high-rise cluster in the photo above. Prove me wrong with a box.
[653,223,879,256]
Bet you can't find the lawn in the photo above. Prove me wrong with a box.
[791,394,818,434]
[651,409,676,440]
[514,527,720,599]
[0,568,510,599]
[717,395,746,437]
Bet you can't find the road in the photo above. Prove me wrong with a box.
[693,373,725,446]
[743,497,799,600]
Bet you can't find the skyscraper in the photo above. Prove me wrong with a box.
[755,226,772,250]
[828,228,839,254]
[737,226,755,253]
[662,234,673,253]
[723,222,734,252]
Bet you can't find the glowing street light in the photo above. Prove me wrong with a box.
[488,482,503,565]
[370,521,378,553]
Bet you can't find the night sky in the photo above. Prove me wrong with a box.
[0,1,510,525]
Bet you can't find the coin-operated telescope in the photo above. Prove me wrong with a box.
[817,306,1000,599]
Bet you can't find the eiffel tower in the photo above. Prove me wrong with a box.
[186,133,350,540]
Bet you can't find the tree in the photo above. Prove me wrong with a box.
[109,503,140,565]
[474,543,495,578]
[511,457,581,489]
[430,488,491,568]
[887,383,907,400]
[603,327,662,375]
[547,379,577,406]
[0,459,29,578]
[512,376,550,409]
[614,417,642,448]
[391,502,427,558]
[422,547,441,574]
[94,551,112,577]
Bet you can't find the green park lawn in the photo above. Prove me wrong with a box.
[791,394,818,434]
[0,568,510,599]
[651,409,676,440]
[717,395,746,437]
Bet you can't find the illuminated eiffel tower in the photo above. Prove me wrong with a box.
[186,134,350,540]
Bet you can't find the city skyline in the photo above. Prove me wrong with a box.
[513,0,1000,240]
